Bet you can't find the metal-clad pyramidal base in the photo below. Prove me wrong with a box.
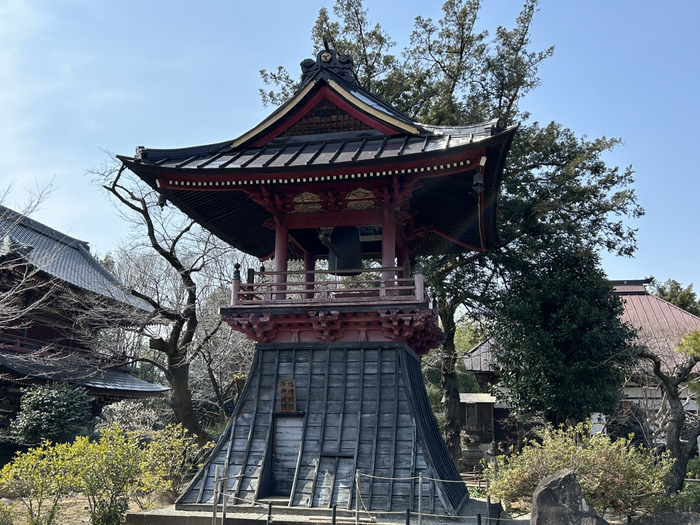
[177,341,468,517]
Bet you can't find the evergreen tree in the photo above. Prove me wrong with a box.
[260,0,643,462]
[651,278,700,316]
[491,247,638,425]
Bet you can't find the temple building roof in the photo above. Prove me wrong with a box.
[0,351,168,396]
[0,206,165,398]
[119,47,517,261]
[0,205,146,309]
[614,279,700,375]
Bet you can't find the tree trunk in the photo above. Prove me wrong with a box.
[439,300,461,466]
[665,390,689,493]
[167,357,208,444]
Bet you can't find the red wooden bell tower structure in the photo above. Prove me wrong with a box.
[120,45,516,517]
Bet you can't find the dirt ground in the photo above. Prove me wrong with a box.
[3,495,172,525]
[5,496,700,525]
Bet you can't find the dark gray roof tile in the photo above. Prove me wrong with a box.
[0,205,146,309]
[0,350,168,394]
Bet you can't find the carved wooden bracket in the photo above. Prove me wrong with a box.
[221,312,276,343]
[221,306,443,354]
[308,310,344,341]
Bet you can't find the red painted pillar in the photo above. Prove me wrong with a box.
[382,207,396,294]
[274,218,288,297]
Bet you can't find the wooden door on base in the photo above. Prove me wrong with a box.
[272,416,303,496]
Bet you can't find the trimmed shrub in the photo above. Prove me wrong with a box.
[0,502,12,525]
[485,421,673,518]
[0,441,76,525]
[142,424,213,503]
[0,423,213,524]
[70,425,151,525]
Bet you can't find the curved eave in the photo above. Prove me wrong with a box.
[480,122,518,249]
[119,125,517,259]
[120,125,516,187]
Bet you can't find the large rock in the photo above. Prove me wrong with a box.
[531,469,608,525]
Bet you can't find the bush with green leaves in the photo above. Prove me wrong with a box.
[141,423,213,503]
[485,422,673,518]
[0,441,77,525]
[70,425,157,525]
[0,423,212,524]
[670,457,700,511]
[10,383,93,445]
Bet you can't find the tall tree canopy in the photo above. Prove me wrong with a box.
[491,247,639,425]
[651,278,700,316]
[261,0,643,460]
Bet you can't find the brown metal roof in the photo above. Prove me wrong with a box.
[614,281,700,373]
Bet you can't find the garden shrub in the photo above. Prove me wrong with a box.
[686,456,700,479]
[485,421,673,518]
[0,441,76,525]
[70,425,152,525]
[0,423,213,524]
[95,399,171,433]
[141,424,213,503]
[0,502,12,525]
[10,384,93,445]
[88,499,129,525]
[669,456,700,512]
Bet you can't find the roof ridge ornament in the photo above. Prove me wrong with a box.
[300,38,356,85]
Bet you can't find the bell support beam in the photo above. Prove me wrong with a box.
[284,209,384,229]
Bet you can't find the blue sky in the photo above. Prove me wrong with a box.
[1,1,698,287]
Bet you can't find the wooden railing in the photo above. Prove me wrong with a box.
[230,265,427,306]
[0,332,79,354]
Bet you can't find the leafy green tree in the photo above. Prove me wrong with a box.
[651,278,700,316]
[10,384,93,445]
[485,421,673,518]
[261,0,643,462]
[491,247,638,425]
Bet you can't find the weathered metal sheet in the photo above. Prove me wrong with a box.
[178,342,467,515]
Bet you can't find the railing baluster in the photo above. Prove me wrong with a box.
[230,266,425,306]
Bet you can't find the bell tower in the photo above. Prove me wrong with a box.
[119,45,516,517]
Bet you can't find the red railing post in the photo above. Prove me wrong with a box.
[414,264,425,303]
[231,263,241,305]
